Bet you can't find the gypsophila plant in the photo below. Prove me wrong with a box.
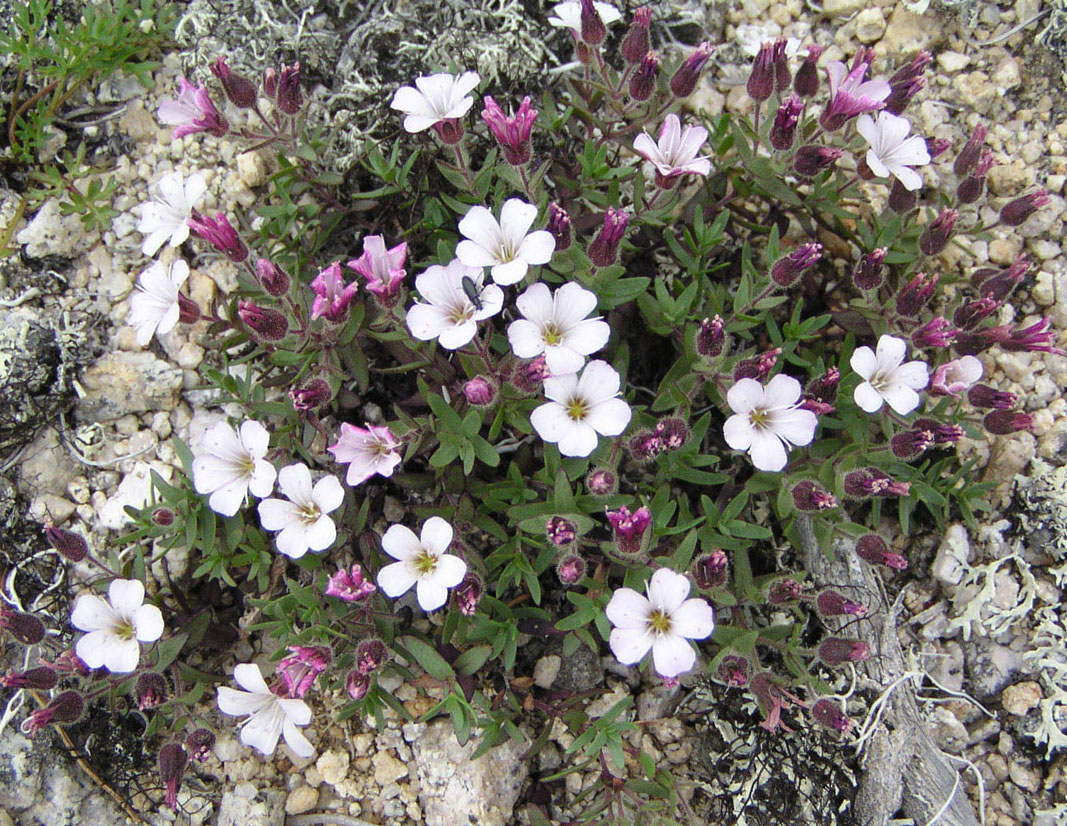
[6,1,1061,820]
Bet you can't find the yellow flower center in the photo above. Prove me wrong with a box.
[413,549,438,575]
[542,324,563,346]
[748,409,768,428]
[112,619,136,641]
[566,397,588,422]
[300,503,321,525]
[648,609,672,635]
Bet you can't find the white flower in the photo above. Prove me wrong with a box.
[723,375,818,472]
[390,72,481,133]
[328,423,403,487]
[258,464,344,559]
[507,282,610,374]
[633,114,712,181]
[216,663,314,757]
[377,517,467,611]
[192,420,277,517]
[930,355,983,397]
[856,111,931,192]
[138,171,207,256]
[530,360,632,458]
[456,199,555,286]
[70,579,164,673]
[548,1,622,34]
[606,568,714,678]
[406,259,503,349]
[851,334,930,415]
[128,259,188,346]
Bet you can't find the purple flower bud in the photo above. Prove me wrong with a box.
[585,467,616,495]
[794,45,823,97]
[953,124,987,177]
[556,553,586,585]
[463,376,497,407]
[852,47,876,72]
[912,418,963,444]
[1000,189,1051,227]
[326,564,377,602]
[895,271,938,317]
[717,655,750,687]
[276,62,303,114]
[158,743,188,810]
[956,150,994,204]
[188,212,247,262]
[653,417,690,450]
[815,590,866,617]
[262,67,278,98]
[670,42,715,99]
[256,258,291,297]
[627,429,663,461]
[481,95,537,166]
[135,671,168,710]
[1,666,58,690]
[818,637,872,666]
[791,480,837,512]
[912,317,957,349]
[984,410,1034,435]
[579,0,607,45]
[237,301,289,341]
[511,355,551,394]
[186,728,216,762]
[771,242,822,287]
[277,646,331,698]
[793,145,842,178]
[769,95,803,150]
[45,525,88,562]
[629,51,659,101]
[546,516,578,546]
[812,698,853,733]
[843,467,910,498]
[290,378,333,412]
[621,7,652,65]
[356,638,389,674]
[345,668,370,700]
[606,506,652,555]
[23,690,85,735]
[856,534,908,570]
[0,609,45,645]
[1002,317,1063,354]
[977,255,1029,303]
[968,384,1017,410]
[210,57,257,109]
[889,50,932,85]
[952,296,999,331]
[547,202,572,251]
[851,248,887,291]
[767,578,802,604]
[696,315,726,358]
[692,550,728,590]
[919,208,958,256]
[588,208,629,267]
[773,40,791,92]
[733,347,780,381]
[890,428,933,460]
[432,118,465,145]
[926,137,952,159]
[747,41,777,102]
[454,572,483,616]
[884,75,924,116]
[888,177,918,213]
[177,293,201,324]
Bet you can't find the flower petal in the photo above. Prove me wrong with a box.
[416,578,448,611]
[610,626,653,665]
[377,560,417,597]
[381,524,421,561]
[433,554,467,588]
[647,568,691,614]
[71,594,117,633]
[132,604,164,643]
[103,638,142,673]
[881,385,921,415]
[606,588,651,629]
[108,579,145,615]
[723,413,754,451]
[282,717,315,758]
[217,686,263,717]
[651,634,697,678]
[853,382,886,413]
[233,663,272,695]
[875,335,907,369]
[507,319,546,359]
[420,516,454,554]
[726,378,764,414]
[672,599,715,639]
[849,346,878,380]
[747,429,788,472]
[583,397,632,437]
[75,629,114,669]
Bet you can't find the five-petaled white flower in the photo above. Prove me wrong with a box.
[216,663,314,758]
[390,72,481,133]
[257,464,344,559]
[633,114,712,182]
[328,423,403,487]
[548,1,622,34]
[857,111,931,192]
[851,334,930,415]
[606,568,714,679]
[406,259,504,349]
[128,259,189,346]
[530,359,632,457]
[507,282,610,375]
[192,420,277,517]
[456,199,556,286]
[71,579,164,673]
[723,375,818,472]
[138,171,207,256]
[377,516,467,612]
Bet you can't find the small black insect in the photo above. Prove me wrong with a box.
[461,275,483,310]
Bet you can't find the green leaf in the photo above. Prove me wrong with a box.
[399,636,455,681]
[453,644,493,675]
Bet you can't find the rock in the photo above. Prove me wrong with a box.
[216,782,286,826]
[97,461,172,530]
[954,72,997,113]
[879,8,936,54]
[411,719,527,826]
[533,655,561,689]
[929,706,969,753]
[0,309,69,453]
[1018,194,1066,239]
[372,750,409,786]
[991,58,1021,92]
[854,8,885,43]
[17,427,78,499]
[932,524,970,586]
[284,785,319,815]
[76,351,183,422]
[822,0,865,17]
[1000,681,1042,716]
[554,641,604,692]
[16,198,95,258]
[964,638,1025,698]
[937,51,970,72]
[315,749,350,786]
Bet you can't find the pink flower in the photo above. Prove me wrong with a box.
[633,114,711,187]
[310,262,359,322]
[326,564,377,602]
[277,646,331,698]
[157,77,228,139]
[929,356,983,397]
[328,423,402,486]
[481,96,538,166]
[820,61,890,131]
[346,236,407,304]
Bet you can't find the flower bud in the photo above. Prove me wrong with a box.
[454,572,483,616]
[716,655,750,687]
[852,248,887,291]
[692,550,728,590]
[919,208,958,256]
[210,57,257,109]
[463,376,497,407]
[811,698,853,733]
[186,728,216,762]
[1,666,58,690]
[843,467,910,498]
[276,62,303,115]
[653,417,690,450]
[53,650,90,675]
[855,534,908,570]
[911,317,957,349]
[432,118,465,145]
[481,95,537,166]
[696,315,726,358]
[770,243,822,287]
[45,525,88,562]
[159,743,188,810]
[256,258,291,297]
[621,7,651,65]
[585,467,616,495]
[1001,317,1062,354]
[188,212,247,262]
[815,590,866,617]
[890,428,933,460]
[279,646,332,699]
[801,367,839,415]
[0,609,45,645]
[817,637,871,666]
[769,95,803,151]
[968,384,1017,410]
[546,516,578,547]
[926,137,952,159]
[793,145,842,178]
[956,150,993,204]
[262,67,278,99]
[588,208,629,267]
[1000,189,1051,227]
[983,410,1034,435]
[772,40,791,92]
[912,418,963,444]
[547,203,572,251]
[177,293,201,324]
[356,638,389,674]
[345,668,370,700]
[627,429,663,462]
[767,578,802,604]
[510,355,550,394]
[670,42,715,98]
[953,124,987,177]
[895,271,938,317]
[747,42,776,102]
[606,506,652,556]
[733,348,780,381]
[629,51,659,101]
[888,177,917,213]
[290,378,333,412]
[23,690,85,735]
[579,0,607,45]
[794,45,823,97]
[326,564,377,602]
[135,671,168,710]
[791,480,837,511]
[978,255,1029,303]
[237,301,289,341]
[556,553,586,585]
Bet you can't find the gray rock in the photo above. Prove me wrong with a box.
[411,719,527,826]
[17,426,78,499]
[964,638,1026,698]
[933,525,970,587]
[216,782,286,826]
[76,351,183,422]
[97,461,172,530]
[16,198,95,258]
[554,641,604,692]
[0,309,69,452]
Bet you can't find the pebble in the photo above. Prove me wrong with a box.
[1000,680,1042,715]
[315,749,350,786]
[534,655,561,689]
[932,524,970,586]
[937,51,970,72]
[854,8,885,43]
[285,785,319,815]
[372,750,409,786]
